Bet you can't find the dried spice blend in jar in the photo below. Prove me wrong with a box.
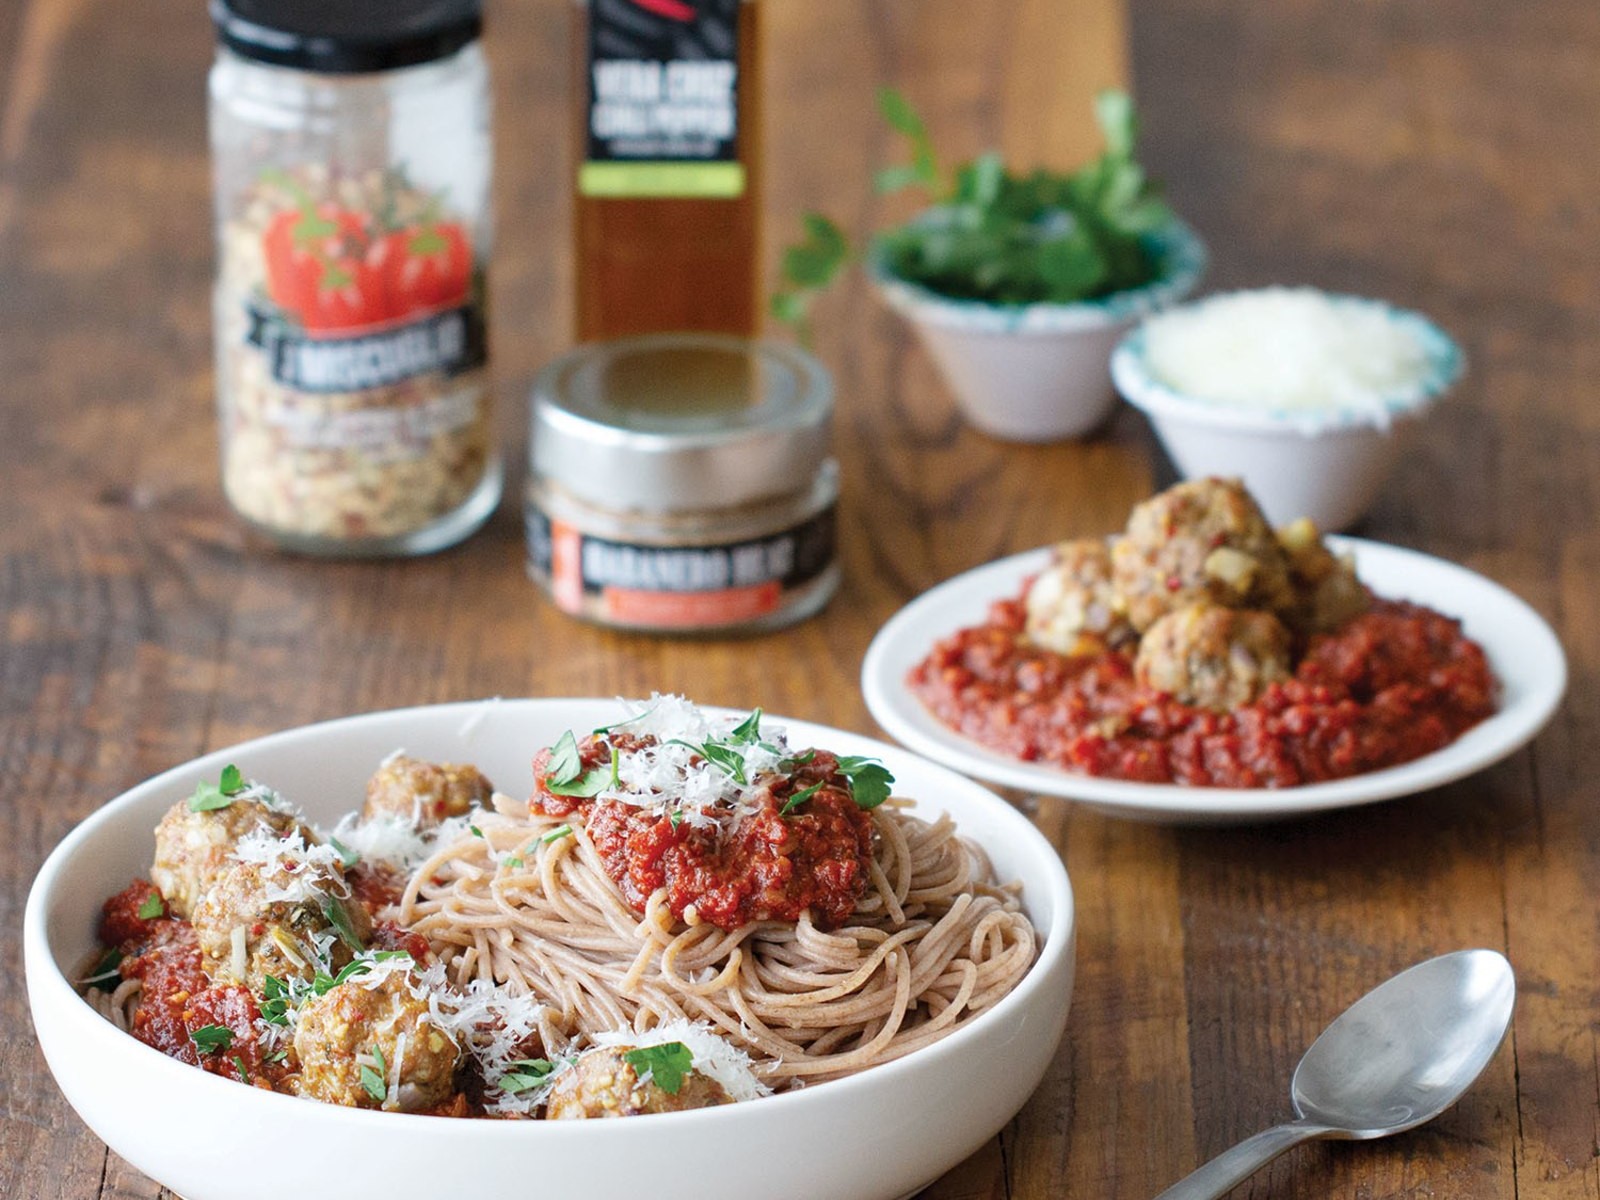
[209,0,497,556]
[527,335,839,633]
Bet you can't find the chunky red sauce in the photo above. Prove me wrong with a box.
[909,598,1496,788]
[98,881,284,1088]
[532,740,873,930]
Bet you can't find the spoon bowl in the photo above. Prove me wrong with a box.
[1291,949,1516,1138]
[1155,949,1515,1199]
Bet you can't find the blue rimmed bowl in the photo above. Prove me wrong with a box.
[1110,290,1464,529]
[871,219,1207,442]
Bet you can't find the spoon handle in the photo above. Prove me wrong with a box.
[1151,1121,1330,1200]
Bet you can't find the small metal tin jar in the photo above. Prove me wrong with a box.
[527,334,839,633]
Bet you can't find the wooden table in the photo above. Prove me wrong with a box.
[3,0,1594,1196]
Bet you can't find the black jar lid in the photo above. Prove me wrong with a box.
[211,0,481,74]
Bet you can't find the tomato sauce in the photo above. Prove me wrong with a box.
[532,740,874,930]
[909,598,1496,788]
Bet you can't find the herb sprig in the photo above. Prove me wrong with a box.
[771,88,1173,333]
[188,764,247,813]
[623,1042,694,1095]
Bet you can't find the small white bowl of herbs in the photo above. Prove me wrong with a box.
[775,91,1204,442]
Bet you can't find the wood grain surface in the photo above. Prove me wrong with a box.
[0,0,1593,1197]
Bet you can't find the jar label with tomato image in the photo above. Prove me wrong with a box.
[580,0,744,199]
[217,165,493,545]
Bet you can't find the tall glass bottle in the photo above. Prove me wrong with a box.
[573,0,762,340]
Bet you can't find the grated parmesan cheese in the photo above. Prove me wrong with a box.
[1141,288,1435,423]
[231,826,347,905]
[592,1019,772,1103]
[326,811,434,873]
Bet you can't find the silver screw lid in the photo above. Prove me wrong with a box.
[531,334,834,513]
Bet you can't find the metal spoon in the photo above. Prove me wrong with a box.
[1153,949,1516,1200]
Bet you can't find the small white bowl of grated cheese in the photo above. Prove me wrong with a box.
[1111,288,1464,529]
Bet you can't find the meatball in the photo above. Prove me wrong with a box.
[293,972,459,1112]
[1277,517,1370,638]
[1023,538,1135,656]
[1135,604,1293,711]
[545,1046,732,1119]
[190,847,370,991]
[1112,478,1294,632]
[151,796,314,920]
[362,756,493,828]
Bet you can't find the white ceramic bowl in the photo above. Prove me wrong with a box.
[1110,294,1464,530]
[25,699,1075,1200]
[873,220,1206,442]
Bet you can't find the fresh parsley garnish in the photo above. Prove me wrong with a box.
[470,824,485,839]
[669,738,749,785]
[544,731,611,798]
[668,809,683,832]
[836,756,894,810]
[232,1055,250,1084]
[260,975,291,1025]
[504,856,524,869]
[728,708,763,743]
[329,836,360,869]
[320,896,365,952]
[540,824,573,845]
[136,891,165,921]
[81,948,124,992]
[780,781,824,817]
[360,1045,388,1103]
[623,1042,694,1095]
[499,1057,557,1094]
[188,763,247,813]
[190,1024,233,1054]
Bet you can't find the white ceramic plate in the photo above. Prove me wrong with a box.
[862,538,1567,825]
[25,700,1074,1200]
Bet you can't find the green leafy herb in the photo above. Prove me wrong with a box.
[81,948,124,992]
[470,824,485,839]
[504,856,524,869]
[728,708,763,743]
[329,836,360,869]
[266,1048,289,1064]
[136,891,165,921]
[232,1055,250,1084]
[499,1057,557,1095]
[836,756,895,810]
[776,88,1171,321]
[623,1041,694,1095]
[540,824,573,845]
[592,703,656,735]
[769,214,849,346]
[780,781,824,817]
[260,975,291,1025]
[779,750,817,771]
[668,809,683,832]
[321,896,365,952]
[359,1044,388,1103]
[188,763,248,813]
[544,731,612,798]
[190,1024,234,1055]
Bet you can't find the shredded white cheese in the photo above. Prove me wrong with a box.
[231,826,347,904]
[592,1019,771,1103]
[327,812,434,873]
[1142,288,1435,422]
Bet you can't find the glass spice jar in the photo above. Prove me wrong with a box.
[527,335,840,634]
[208,0,497,556]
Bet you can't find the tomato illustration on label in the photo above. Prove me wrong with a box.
[257,169,475,338]
[375,222,473,315]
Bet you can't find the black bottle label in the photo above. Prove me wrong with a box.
[581,0,744,198]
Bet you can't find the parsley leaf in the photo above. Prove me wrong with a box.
[137,891,165,921]
[321,896,365,952]
[623,1041,694,1095]
[359,1061,388,1103]
[668,809,683,832]
[232,1055,249,1084]
[499,1057,557,1094]
[329,836,360,869]
[260,975,291,1025]
[728,708,763,743]
[188,763,248,813]
[544,731,583,786]
[540,824,573,844]
[780,781,824,817]
[190,1024,233,1054]
[81,948,124,992]
[836,756,895,810]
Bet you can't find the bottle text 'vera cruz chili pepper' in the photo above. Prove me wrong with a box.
[209,0,497,556]
[574,0,763,340]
